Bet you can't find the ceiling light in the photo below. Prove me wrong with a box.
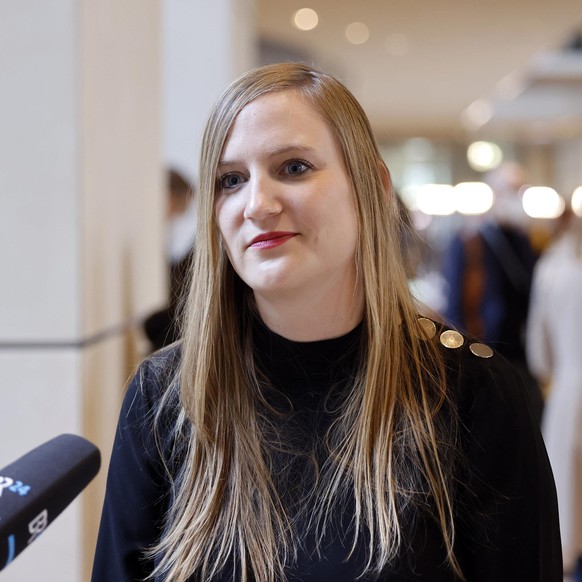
[461,100,493,130]
[416,184,456,216]
[293,8,319,31]
[522,187,565,219]
[572,186,582,217]
[496,71,526,101]
[345,22,369,45]
[467,141,503,172]
[454,182,494,215]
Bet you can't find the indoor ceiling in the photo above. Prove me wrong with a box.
[257,0,582,143]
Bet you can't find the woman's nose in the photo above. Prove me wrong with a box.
[243,175,283,220]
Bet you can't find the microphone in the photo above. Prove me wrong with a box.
[0,433,101,571]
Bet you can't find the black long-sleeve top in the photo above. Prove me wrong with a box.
[92,318,562,581]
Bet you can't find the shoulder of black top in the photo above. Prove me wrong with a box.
[414,316,494,360]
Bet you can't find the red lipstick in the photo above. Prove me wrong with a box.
[249,231,297,250]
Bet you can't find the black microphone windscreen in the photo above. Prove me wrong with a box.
[0,433,101,571]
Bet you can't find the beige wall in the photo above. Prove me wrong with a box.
[81,0,166,337]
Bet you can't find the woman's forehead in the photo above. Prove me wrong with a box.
[218,91,334,160]
[230,90,318,132]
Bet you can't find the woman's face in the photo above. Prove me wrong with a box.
[215,91,359,308]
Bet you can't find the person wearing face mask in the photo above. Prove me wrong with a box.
[92,64,560,582]
[442,162,543,422]
[143,169,197,351]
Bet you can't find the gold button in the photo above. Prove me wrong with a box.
[417,317,437,340]
[440,330,464,349]
[469,342,494,358]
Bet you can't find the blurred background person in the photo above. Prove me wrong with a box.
[144,168,196,351]
[527,210,582,582]
[441,161,543,421]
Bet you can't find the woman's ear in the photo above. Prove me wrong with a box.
[378,160,392,197]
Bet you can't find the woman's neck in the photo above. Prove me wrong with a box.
[253,284,364,342]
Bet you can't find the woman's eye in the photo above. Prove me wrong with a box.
[283,160,312,176]
[219,173,245,190]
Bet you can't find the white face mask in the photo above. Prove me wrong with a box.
[167,200,197,262]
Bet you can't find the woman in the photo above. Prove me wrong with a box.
[527,213,582,581]
[92,63,561,581]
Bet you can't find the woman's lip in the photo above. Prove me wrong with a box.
[248,232,297,249]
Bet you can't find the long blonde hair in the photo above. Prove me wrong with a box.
[150,63,461,581]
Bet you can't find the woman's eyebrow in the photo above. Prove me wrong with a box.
[217,144,316,168]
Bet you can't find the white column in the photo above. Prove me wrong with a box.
[0,1,164,581]
[163,0,258,181]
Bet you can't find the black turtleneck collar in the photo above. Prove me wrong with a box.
[251,315,364,403]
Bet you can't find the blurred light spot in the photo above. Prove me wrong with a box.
[385,33,409,55]
[454,182,494,215]
[461,100,493,130]
[572,186,582,217]
[467,141,503,172]
[401,186,420,211]
[293,8,318,31]
[496,72,526,101]
[522,187,565,219]
[346,22,369,45]
[416,184,456,216]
